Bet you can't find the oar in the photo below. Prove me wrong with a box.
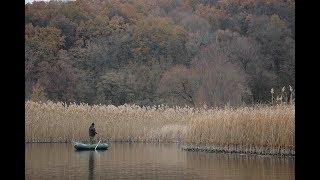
[95,140,101,150]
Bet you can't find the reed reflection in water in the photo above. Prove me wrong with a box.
[25,143,294,180]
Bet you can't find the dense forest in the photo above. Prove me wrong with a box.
[25,0,295,107]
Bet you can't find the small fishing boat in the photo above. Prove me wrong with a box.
[73,141,109,150]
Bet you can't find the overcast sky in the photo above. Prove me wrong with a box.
[25,0,73,4]
[25,0,50,3]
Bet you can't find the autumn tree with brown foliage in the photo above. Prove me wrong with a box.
[25,0,294,107]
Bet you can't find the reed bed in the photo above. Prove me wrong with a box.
[25,100,294,155]
[183,105,295,155]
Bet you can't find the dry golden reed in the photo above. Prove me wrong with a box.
[25,100,294,155]
[183,105,294,155]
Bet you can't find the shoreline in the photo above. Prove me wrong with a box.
[25,141,295,156]
[181,144,295,156]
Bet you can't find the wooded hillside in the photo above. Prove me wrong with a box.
[25,0,295,107]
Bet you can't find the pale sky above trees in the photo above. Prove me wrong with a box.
[25,0,73,4]
[26,0,49,3]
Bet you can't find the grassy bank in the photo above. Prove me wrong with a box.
[25,101,294,155]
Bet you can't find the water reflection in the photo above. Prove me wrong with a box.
[26,143,294,180]
[88,151,94,180]
[75,150,102,180]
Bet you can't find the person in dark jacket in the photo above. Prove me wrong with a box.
[89,123,97,144]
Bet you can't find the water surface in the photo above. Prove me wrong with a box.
[26,143,294,180]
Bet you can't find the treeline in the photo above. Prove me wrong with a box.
[25,0,295,107]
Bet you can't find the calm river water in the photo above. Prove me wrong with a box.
[26,143,294,180]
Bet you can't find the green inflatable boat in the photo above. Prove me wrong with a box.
[73,141,109,151]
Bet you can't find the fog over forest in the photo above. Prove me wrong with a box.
[25,0,295,107]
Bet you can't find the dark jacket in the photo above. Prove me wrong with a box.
[89,124,97,137]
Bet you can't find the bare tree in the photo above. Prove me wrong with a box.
[157,65,201,106]
[193,54,249,107]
